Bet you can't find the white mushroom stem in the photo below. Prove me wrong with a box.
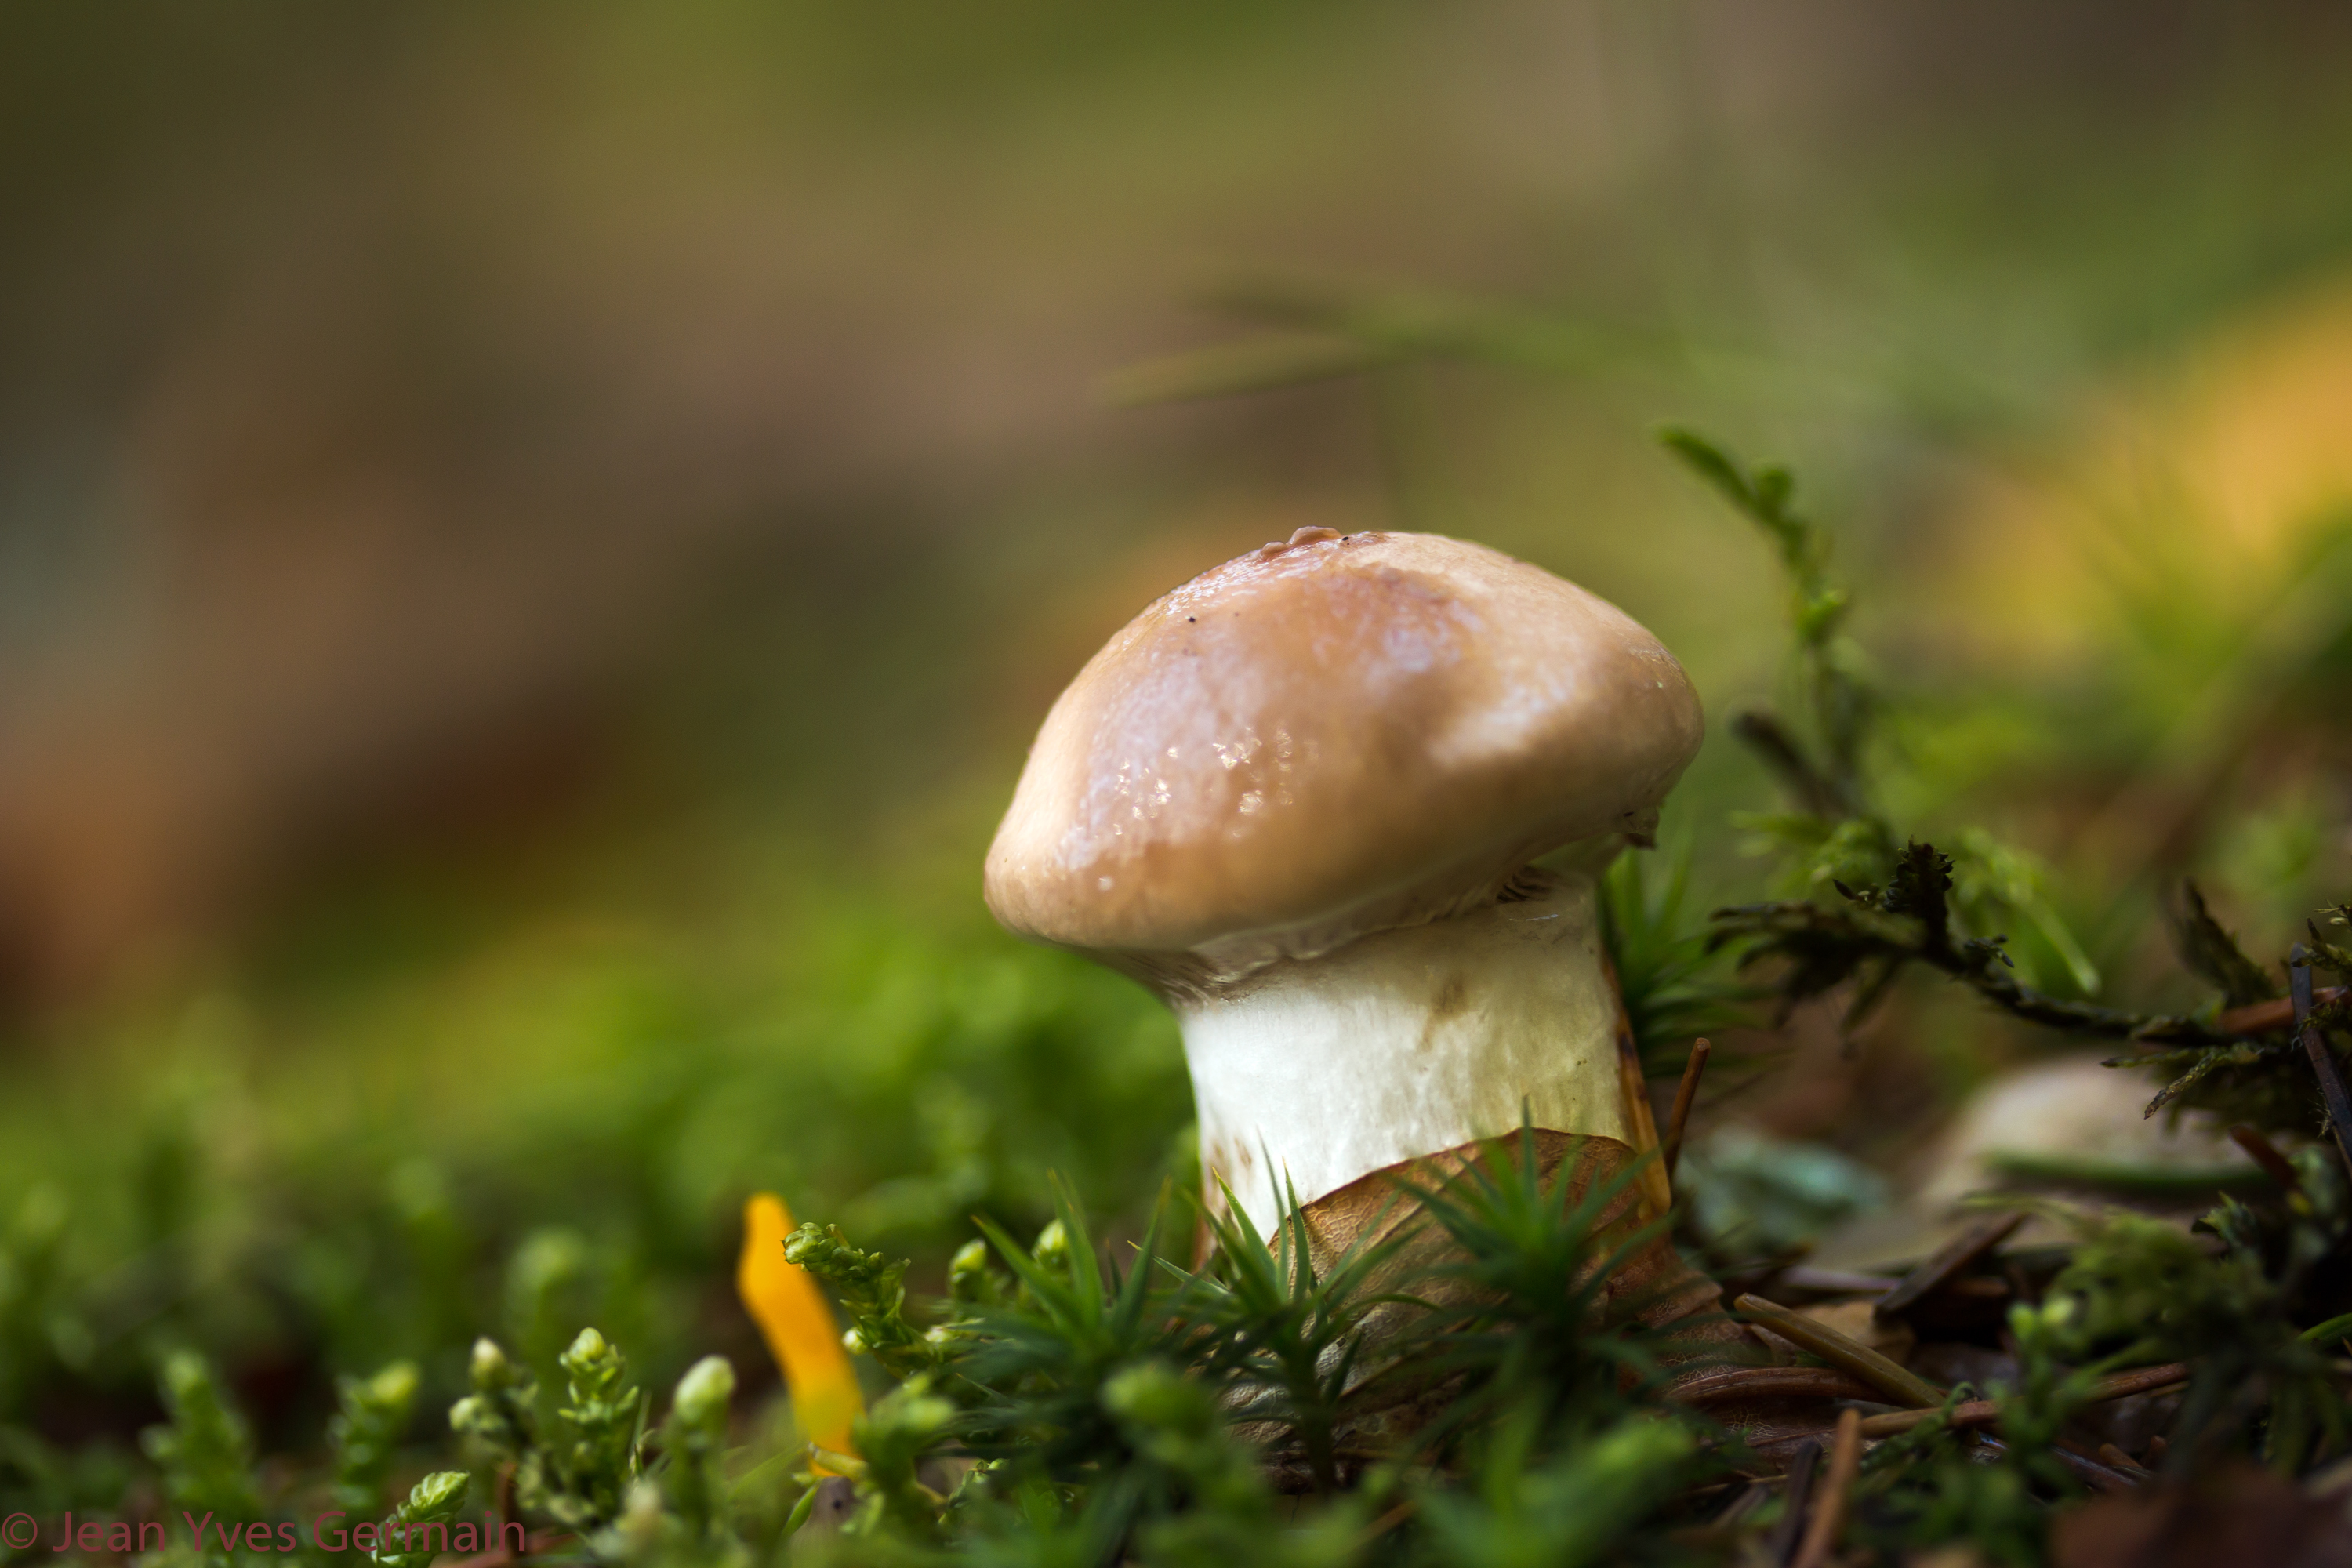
[1175,871,1667,1238]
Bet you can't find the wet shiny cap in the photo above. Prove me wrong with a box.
[984,528,1703,985]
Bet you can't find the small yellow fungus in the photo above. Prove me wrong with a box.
[737,1192,862,1468]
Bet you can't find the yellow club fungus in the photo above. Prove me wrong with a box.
[737,1192,863,1467]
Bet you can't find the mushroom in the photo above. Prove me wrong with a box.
[985,527,1704,1249]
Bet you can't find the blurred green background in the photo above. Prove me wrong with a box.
[5,0,2352,1492]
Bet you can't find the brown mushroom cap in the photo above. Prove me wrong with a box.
[985,528,1703,982]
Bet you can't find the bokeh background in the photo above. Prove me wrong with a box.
[5,0,2352,1488]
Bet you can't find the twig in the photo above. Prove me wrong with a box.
[2075,1362,2194,1403]
[1854,1363,2191,1438]
[1790,1408,1860,1568]
[1710,899,2225,1046]
[1734,1294,1945,1408]
[1857,1399,1994,1439]
[1875,1212,2024,1320]
[1669,1366,1886,1407]
[1664,1038,1711,1185]
[1959,1429,2144,1494]
[1352,1499,1417,1551]
[2217,987,2347,1036]
[1766,1441,1820,1566]
[2030,1438,2142,1494]
[2227,1123,2303,1192]
[2294,949,2352,1171]
[1775,1265,1900,1296]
